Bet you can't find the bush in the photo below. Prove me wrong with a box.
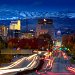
[70,58,75,64]
[0,54,13,64]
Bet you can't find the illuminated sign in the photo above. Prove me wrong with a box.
[38,19,53,24]
[10,20,21,30]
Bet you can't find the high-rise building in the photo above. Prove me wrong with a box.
[0,25,8,37]
[10,20,21,30]
[36,24,48,37]
[9,20,21,38]
[35,18,54,37]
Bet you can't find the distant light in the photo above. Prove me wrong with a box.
[54,47,56,50]
[14,56,16,57]
[44,19,47,22]
[59,48,62,50]
[53,41,55,44]
[57,30,61,35]
[30,29,34,31]
[55,41,61,47]
[32,35,34,37]
[68,48,70,51]
[7,28,9,30]
[46,48,48,50]
[64,48,67,50]
[38,51,42,54]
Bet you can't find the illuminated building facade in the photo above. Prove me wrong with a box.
[36,24,48,37]
[21,30,35,39]
[36,18,54,37]
[0,25,8,37]
[10,20,21,30]
[9,20,21,38]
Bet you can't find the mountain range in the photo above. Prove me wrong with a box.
[0,9,75,20]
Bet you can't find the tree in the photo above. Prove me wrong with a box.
[38,34,53,50]
[62,34,75,57]
[0,36,8,49]
[0,54,13,64]
[8,42,13,49]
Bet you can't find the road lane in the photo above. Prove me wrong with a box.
[0,54,40,75]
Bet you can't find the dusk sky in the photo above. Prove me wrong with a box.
[0,0,75,11]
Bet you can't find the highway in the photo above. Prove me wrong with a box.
[0,50,75,75]
[0,54,40,75]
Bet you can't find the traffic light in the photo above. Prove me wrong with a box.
[59,47,62,50]
[64,47,67,50]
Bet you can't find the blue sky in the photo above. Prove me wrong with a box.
[0,0,75,11]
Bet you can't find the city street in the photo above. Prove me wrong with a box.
[0,0,75,75]
[36,50,75,75]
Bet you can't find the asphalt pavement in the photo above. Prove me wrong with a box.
[36,51,74,75]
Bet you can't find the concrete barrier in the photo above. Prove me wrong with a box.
[1,49,33,54]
